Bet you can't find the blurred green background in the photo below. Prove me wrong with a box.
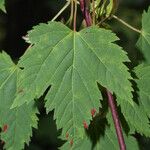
[0,0,150,149]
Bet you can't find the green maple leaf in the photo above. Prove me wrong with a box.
[0,0,5,12]
[61,129,138,150]
[120,100,150,136]
[117,65,150,136]
[137,7,150,64]
[135,64,150,118]
[103,111,139,150]
[94,127,138,150]
[61,111,139,150]
[60,137,92,150]
[12,22,133,143]
[0,52,38,150]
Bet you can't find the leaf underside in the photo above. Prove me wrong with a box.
[0,52,38,150]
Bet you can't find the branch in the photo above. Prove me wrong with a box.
[66,0,74,25]
[85,7,92,26]
[79,0,92,26]
[79,1,126,150]
[51,0,71,21]
[92,0,95,25]
[79,0,85,15]
[73,0,77,31]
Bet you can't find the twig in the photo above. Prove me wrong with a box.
[51,0,71,21]
[79,0,85,15]
[84,0,92,26]
[112,15,141,34]
[69,0,74,25]
[96,17,108,26]
[66,0,74,25]
[73,0,77,31]
[92,0,95,25]
[106,90,126,150]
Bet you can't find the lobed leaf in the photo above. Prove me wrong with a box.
[135,64,150,118]
[137,7,150,64]
[97,111,139,150]
[117,64,150,136]
[95,127,138,150]
[12,22,133,144]
[0,0,5,12]
[0,52,38,150]
[60,112,139,150]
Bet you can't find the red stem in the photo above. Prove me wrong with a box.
[85,7,92,26]
[79,0,85,15]
[106,90,126,150]
[79,0,92,26]
[79,0,126,149]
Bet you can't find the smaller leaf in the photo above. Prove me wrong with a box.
[105,111,139,150]
[0,0,6,12]
[60,110,139,150]
[135,64,150,118]
[116,64,150,136]
[95,127,139,150]
[0,51,38,150]
[119,100,150,136]
[137,7,150,64]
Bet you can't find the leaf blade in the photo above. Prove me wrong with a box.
[137,7,150,64]
[0,0,5,12]
[0,52,38,150]
[12,22,133,144]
